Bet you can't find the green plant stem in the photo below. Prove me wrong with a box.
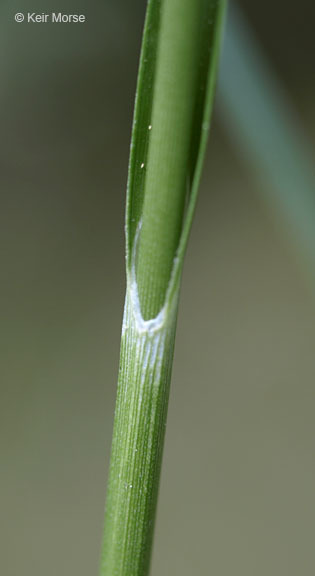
[100,1,226,575]
[100,288,178,576]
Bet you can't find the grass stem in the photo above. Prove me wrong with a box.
[100,2,226,574]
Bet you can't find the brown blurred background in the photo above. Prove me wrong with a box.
[1,1,315,575]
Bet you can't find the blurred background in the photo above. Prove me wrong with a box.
[1,1,315,575]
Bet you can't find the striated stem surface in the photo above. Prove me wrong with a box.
[101,280,178,575]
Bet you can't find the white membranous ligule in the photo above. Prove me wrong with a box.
[126,222,168,335]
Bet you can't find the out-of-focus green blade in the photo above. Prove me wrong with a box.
[219,3,315,278]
